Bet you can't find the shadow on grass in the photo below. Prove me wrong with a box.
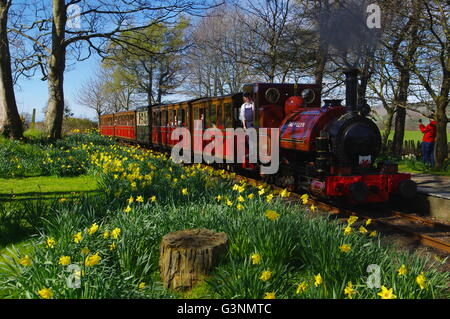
[0,190,101,202]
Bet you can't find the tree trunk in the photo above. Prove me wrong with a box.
[391,71,410,156]
[382,108,395,152]
[0,0,23,139]
[159,228,228,291]
[314,40,328,86]
[434,97,448,170]
[44,0,67,139]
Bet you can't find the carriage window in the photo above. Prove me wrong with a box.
[224,103,233,128]
[217,104,223,127]
[204,106,210,128]
[210,104,217,128]
[178,109,186,126]
[161,111,167,126]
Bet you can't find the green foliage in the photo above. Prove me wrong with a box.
[0,136,448,299]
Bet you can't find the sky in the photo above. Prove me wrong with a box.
[15,55,101,123]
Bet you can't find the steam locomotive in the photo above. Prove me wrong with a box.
[99,69,417,204]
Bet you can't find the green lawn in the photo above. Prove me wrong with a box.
[384,130,450,143]
[0,175,98,201]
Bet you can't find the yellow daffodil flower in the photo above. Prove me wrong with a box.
[378,286,396,299]
[260,270,272,281]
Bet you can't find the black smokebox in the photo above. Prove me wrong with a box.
[344,69,359,113]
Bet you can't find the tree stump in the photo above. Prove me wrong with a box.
[159,228,228,291]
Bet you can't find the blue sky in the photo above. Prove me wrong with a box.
[15,55,101,123]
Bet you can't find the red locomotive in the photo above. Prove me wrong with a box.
[99,69,417,204]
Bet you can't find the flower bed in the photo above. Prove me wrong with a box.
[0,133,448,299]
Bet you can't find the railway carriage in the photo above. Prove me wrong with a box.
[115,110,137,141]
[136,106,151,145]
[98,69,417,204]
[99,114,115,137]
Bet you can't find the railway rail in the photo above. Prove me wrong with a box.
[233,173,450,255]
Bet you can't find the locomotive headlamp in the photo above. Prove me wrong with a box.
[301,89,315,104]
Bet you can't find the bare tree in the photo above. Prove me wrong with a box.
[11,0,213,139]
[75,70,109,118]
[0,0,22,139]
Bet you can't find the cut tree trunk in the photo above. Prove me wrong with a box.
[159,228,228,291]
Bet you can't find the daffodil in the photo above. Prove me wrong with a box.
[46,237,56,248]
[103,231,110,239]
[314,273,322,287]
[366,218,372,226]
[339,244,351,253]
[59,256,71,266]
[128,196,134,204]
[296,281,308,294]
[344,226,352,235]
[150,195,156,202]
[247,193,254,199]
[300,194,309,205]
[237,195,245,202]
[136,196,144,203]
[38,287,53,299]
[236,203,243,211]
[139,282,146,290]
[398,264,407,276]
[347,216,358,226]
[310,204,317,212]
[87,223,99,235]
[73,232,83,244]
[109,242,117,251]
[124,205,132,213]
[369,231,377,237]
[182,188,188,196]
[263,292,276,299]
[251,253,261,265]
[111,227,121,239]
[377,286,396,299]
[416,272,426,289]
[265,210,279,221]
[359,226,368,234]
[216,195,222,201]
[344,282,356,299]
[265,193,274,203]
[280,189,290,198]
[260,270,272,281]
[19,255,32,267]
[85,252,101,267]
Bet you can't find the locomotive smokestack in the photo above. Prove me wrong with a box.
[344,69,359,113]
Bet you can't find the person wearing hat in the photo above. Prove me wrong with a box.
[419,114,437,167]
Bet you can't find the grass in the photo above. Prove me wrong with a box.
[0,175,98,202]
[384,130,450,143]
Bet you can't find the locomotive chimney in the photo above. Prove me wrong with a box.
[344,69,359,113]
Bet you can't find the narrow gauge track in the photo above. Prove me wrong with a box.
[232,174,450,256]
[118,140,450,255]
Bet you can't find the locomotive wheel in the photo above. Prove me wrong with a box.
[349,182,369,203]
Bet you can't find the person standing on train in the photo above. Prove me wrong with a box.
[240,93,255,130]
[419,115,437,168]
[239,93,256,162]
